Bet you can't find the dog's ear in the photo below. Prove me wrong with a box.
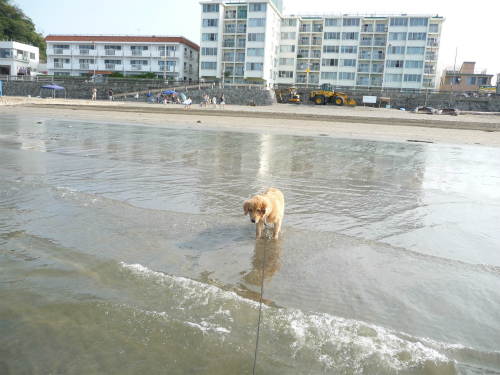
[243,201,249,215]
[261,202,268,215]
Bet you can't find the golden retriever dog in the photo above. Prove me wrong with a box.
[243,188,284,239]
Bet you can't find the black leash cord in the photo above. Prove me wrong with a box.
[252,222,267,375]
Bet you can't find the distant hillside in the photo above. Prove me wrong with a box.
[0,0,46,60]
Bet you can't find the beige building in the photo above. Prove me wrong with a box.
[439,62,493,93]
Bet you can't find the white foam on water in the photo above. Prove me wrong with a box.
[120,262,456,372]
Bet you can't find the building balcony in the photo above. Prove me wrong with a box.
[373,40,387,46]
[312,25,323,32]
[360,40,372,46]
[50,48,71,55]
[79,49,92,55]
[237,41,246,48]
[80,63,90,69]
[311,52,321,59]
[298,40,310,46]
[311,39,322,45]
[361,25,374,32]
[299,25,311,32]
[224,26,236,33]
[105,49,117,56]
[223,56,235,62]
[359,53,371,60]
[131,50,146,56]
[237,26,247,33]
[223,41,235,48]
[372,52,385,60]
[131,64,144,70]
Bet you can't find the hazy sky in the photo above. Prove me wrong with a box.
[15,0,498,84]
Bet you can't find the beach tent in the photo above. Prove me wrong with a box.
[41,83,66,98]
[162,90,177,95]
[179,93,186,102]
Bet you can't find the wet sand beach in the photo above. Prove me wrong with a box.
[1,99,500,374]
[1,99,499,147]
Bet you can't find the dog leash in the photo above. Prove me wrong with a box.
[252,216,268,375]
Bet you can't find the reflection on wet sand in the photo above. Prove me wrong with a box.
[243,236,283,287]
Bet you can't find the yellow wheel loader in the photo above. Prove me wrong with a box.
[309,84,356,106]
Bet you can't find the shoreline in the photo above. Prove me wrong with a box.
[1,99,499,147]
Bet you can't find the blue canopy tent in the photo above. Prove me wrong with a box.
[162,90,177,95]
[41,83,66,98]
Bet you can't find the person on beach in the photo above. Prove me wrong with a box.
[204,94,209,107]
[220,93,225,109]
[212,96,217,109]
[91,87,97,101]
[108,89,113,101]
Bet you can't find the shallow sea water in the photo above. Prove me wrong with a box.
[1,114,499,375]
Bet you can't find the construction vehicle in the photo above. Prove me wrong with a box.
[309,84,356,106]
[277,87,301,103]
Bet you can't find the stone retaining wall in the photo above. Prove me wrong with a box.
[1,81,275,106]
[2,80,500,111]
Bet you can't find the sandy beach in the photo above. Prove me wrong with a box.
[2,99,499,147]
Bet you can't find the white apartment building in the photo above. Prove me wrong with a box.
[45,35,200,81]
[0,40,40,76]
[200,0,283,85]
[199,0,444,89]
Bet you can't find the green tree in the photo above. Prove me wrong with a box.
[0,0,47,60]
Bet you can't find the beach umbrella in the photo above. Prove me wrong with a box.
[179,93,186,102]
[162,90,177,95]
[41,83,66,98]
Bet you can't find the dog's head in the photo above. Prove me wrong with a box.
[243,198,268,224]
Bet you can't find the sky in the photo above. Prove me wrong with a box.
[14,0,498,84]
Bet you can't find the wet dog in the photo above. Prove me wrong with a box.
[243,188,284,239]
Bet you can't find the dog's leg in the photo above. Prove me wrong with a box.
[256,221,265,239]
[272,219,282,239]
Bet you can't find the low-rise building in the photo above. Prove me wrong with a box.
[44,35,199,81]
[0,40,40,76]
[439,62,493,94]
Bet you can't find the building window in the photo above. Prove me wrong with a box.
[247,48,265,56]
[248,18,266,27]
[321,72,337,79]
[410,18,428,27]
[339,72,355,80]
[325,19,340,26]
[477,77,488,85]
[53,44,70,49]
[404,74,422,82]
[324,32,340,40]
[246,62,263,70]
[342,32,358,40]
[386,60,403,68]
[407,47,425,55]
[386,74,402,82]
[322,58,338,66]
[201,47,217,55]
[202,19,219,27]
[248,33,265,42]
[343,18,360,27]
[387,46,405,54]
[282,19,297,27]
[202,33,218,41]
[390,18,408,27]
[342,59,356,67]
[279,58,294,65]
[280,32,296,40]
[249,3,266,11]
[466,77,476,85]
[323,45,339,53]
[405,60,423,69]
[280,45,295,53]
[203,4,219,12]
[30,52,36,59]
[279,71,293,78]
[341,46,357,54]
[389,32,407,41]
[408,33,426,41]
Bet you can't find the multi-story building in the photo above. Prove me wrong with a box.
[199,0,445,90]
[45,35,199,81]
[0,40,40,76]
[200,0,283,85]
[439,62,493,94]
